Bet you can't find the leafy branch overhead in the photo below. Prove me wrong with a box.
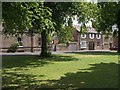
[2,2,55,35]
[2,2,120,55]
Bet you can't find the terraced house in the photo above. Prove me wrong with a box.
[71,24,118,51]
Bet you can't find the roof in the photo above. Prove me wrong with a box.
[87,27,97,33]
[73,25,98,33]
[73,24,81,32]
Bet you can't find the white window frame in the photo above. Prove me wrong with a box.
[80,41,86,48]
[81,34,86,39]
[89,33,94,39]
[96,34,101,39]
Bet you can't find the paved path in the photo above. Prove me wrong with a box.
[0,50,111,56]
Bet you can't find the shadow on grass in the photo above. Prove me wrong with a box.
[2,55,49,68]
[2,55,79,68]
[2,55,118,89]
[2,55,79,89]
[65,51,118,56]
[2,72,43,90]
[49,55,79,62]
[35,63,118,89]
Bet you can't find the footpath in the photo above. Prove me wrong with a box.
[0,50,111,56]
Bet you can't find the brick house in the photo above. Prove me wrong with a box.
[112,35,118,48]
[0,31,42,52]
[0,31,60,52]
[71,24,117,50]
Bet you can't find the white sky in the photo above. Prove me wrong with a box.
[72,16,92,27]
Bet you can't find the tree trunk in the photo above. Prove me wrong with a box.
[118,26,120,53]
[117,10,120,53]
[40,30,49,56]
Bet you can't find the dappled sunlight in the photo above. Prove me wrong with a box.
[2,52,118,89]
[2,54,80,89]
[34,62,118,89]
[64,54,101,58]
[63,52,118,60]
[2,55,47,68]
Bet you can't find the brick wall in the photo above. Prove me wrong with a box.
[72,29,114,50]
[113,35,118,47]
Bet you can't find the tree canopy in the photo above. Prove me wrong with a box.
[2,2,120,55]
[95,2,120,52]
[2,2,55,35]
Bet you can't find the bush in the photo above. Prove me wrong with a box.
[7,43,19,53]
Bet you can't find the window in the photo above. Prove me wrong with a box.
[89,33,94,39]
[81,34,86,39]
[96,34,101,39]
[38,37,41,46]
[17,37,23,47]
[81,41,86,48]
[97,41,100,46]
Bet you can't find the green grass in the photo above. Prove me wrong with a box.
[2,52,119,89]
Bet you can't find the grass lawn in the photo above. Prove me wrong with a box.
[2,52,118,89]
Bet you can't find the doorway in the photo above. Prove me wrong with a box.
[89,41,95,50]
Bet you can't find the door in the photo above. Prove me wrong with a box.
[89,41,95,50]
[69,43,77,51]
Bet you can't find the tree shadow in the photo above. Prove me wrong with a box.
[2,55,79,68]
[65,51,119,56]
[2,55,50,68]
[2,72,44,90]
[3,55,118,89]
[49,55,79,62]
[34,63,118,89]
[2,55,79,89]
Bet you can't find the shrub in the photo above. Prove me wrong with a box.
[7,43,19,53]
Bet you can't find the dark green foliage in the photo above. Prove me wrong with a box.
[96,2,118,32]
[96,2,120,52]
[57,26,73,43]
[2,2,55,34]
[44,2,77,32]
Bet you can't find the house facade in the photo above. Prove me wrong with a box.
[0,32,60,52]
[72,25,117,50]
[0,32,42,52]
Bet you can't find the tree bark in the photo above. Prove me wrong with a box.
[117,10,120,53]
[40,30,49,56]
[117,26,120,53]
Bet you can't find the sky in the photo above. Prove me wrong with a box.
[72,15,92,27]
